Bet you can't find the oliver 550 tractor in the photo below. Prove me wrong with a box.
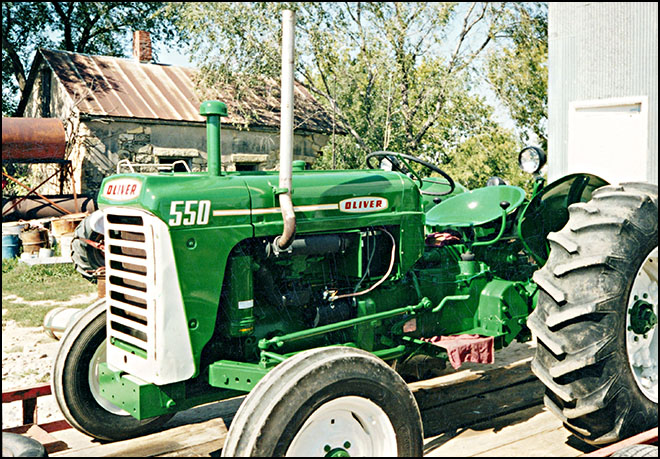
[52,97,658,456]
[53,11,657,452]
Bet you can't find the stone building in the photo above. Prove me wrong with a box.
[16,32,336,197]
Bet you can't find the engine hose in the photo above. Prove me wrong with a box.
[330,227,396,301]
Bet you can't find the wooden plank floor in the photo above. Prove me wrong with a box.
[45,341,600,457]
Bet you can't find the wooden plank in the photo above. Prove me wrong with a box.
[420,377,545,437]
[474,425,579,457]
[53,418,228,457]
[154,443,224,457]
[425,406,556,456]
[2,382,52,402]
[412,358,535,410]
[424,406,596,457]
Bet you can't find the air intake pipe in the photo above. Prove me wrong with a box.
[200,100,228,176]
[275,9,296,251]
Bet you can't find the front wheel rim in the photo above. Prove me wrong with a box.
[626,246,658,403]
[88,339,130,415]
[286,396,398,457]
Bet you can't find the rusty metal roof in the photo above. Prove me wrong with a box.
[38,48,335,134]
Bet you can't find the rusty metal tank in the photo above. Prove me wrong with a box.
[2,118,66,162]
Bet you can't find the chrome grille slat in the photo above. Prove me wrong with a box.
[108,284,149,300]
[108,300,148,317]
[106,223,147,233]
[106,239,148,250]
[109,314,149,333]
[106,253,149,266]
[107,267,147,283]
[109,329,148,348]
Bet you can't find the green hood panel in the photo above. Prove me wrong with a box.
[98,169,422,235]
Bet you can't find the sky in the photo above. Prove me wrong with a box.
[156,44,195,68]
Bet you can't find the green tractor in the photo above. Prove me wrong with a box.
[53,99,657,456]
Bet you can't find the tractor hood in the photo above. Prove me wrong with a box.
[97,169,422,237]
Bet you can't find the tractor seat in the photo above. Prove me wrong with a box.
[425,185,526,227]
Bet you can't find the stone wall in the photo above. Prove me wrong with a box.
[74,119,329,197]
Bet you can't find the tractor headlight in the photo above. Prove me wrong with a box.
[518,146,547,174]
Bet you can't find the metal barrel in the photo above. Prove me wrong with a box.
[2,234,21,259]
[2,118,66,161]
[43,307,86,340]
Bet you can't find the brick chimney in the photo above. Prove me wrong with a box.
[133,31,152,63]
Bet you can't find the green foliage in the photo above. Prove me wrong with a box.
[486,3,548,151]
[170,2,545,188]
[443,126,533,192]
[2,2,177,116]
[2,260,96,327]
[2,257,19,273]
[2,259,90,286]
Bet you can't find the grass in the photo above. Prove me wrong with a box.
[2,258,97,327]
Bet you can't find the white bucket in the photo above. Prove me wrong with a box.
[58,233,74,262]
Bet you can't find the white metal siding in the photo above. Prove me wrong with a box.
[548,2,658,185]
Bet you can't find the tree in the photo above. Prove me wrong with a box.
[169,3,517,171]
[485,3,547,151]
[2,2,177,116]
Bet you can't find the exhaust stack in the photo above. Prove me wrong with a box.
[276,9,296,250]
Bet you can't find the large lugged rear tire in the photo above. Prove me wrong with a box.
[528,183,658,445]
[221,347,423,457]
[71,213,105,282]
[52,300,174,441]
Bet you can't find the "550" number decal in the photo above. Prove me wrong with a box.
[168,200,211,226]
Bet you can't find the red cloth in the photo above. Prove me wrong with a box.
[422,334,494,369]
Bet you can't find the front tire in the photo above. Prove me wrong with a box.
[528,183,658,445]
[221,347,423,457]
[52,300,174,441]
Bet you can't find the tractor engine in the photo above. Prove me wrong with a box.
[98,166,425,386]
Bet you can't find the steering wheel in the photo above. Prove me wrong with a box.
[366,151,455,196]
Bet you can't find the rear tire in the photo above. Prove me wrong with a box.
[52,300,174,441]
[71,214,104,282]
[528,183,658,445]
[221,347,423,457]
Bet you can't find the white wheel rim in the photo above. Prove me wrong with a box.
[285,396,398,457]
[88,339,130,415]
[626,246,658,403]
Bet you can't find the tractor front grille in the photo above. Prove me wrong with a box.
[104,210,155,361]
[103,206,195,385]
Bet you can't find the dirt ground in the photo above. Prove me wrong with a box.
[2,292,97,429]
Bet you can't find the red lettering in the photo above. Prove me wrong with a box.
[375,200,382,207]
